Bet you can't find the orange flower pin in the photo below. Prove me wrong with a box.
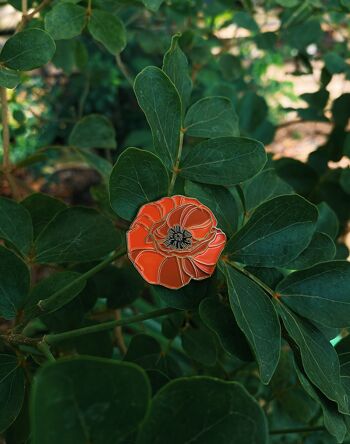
[127,195,226,289]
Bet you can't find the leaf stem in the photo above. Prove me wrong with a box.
[168,129,185,196]
[224,259,275,297]
[0,87,10,173]
[269,425,325,435]
[45,307,178,345]
[37,340,55,362]
[18,249,126,330]
[21,0,28,15]
[116,54,134,86]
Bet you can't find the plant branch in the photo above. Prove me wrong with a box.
[115,54,134,86]
[0,87,10,173]
[269,425,325,435]
[37,340,55,362]
[18,249,126,330]
[168,129,185,196]
[45,307,178,345]
[17,0,51,31]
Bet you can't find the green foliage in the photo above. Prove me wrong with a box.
[0,1,349,442]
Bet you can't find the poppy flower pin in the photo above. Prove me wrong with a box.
[127,195,226,289]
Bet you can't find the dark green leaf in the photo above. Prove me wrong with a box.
[109,148,169,221]
[184,180,240,236]
[181,321,217,366]
[163,34,192,112]
[222,262,280,383]
[238,92,267,134]
[34,207,119,264]
[275,158,319,196]
[77,149,113,178]
[0,66,20,89]
[284,232,336,270]
[21,193,67,239]
[31,357,150,444]
[137,377,268,444]
[0,29,55,71]
[277,303,348,413]
[296,366,347,443]
[316,202,339,239]
[134,66,181,170]
[180,137,266,186]
[184,97,239,138]
[340,168,350,194]
[45,3,86,40]
[151,278,211,310]
[0,197,33,255]
[278,261,350,328]
[325,52,348,74]
[244,266,284,290]
[0,246,30,320]
[226,195,318,267]
[88,10,126,55]
[199,296,253,361]
[241,168,293,212]
[0,355,25,433]
[69,114,116,149]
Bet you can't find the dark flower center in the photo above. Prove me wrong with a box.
[164,225,192,250]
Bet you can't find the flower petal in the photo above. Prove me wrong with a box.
[158,197,176,216]
[182,258,209,280]
[137,202,163,224]
[193,229,226,266]
[158,256,191,289]
[133,250,166,284]
[127,224,154,252]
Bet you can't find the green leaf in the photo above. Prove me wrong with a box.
[163,34,192,112]
[92,264,144,309]
[140,0,164,11]
[21,193,67,239]
[0,197,33,255]
[45,3,86,40]
[180,137,266,186]
[181,320,217,366]
[25,271,86,318]
[77,149,113,178]
[221,262,280,384]
[137,377,268,444]
[151,279,211,310]
[31,357,150,444]
[69,114,116,149]
[134,66,181,170]
[34,207,119,264]
[296,366,347,443]
[109,148,169,221]
[226,195,318,267]
[88,10,126,55]
[0,66,20,89]
[284,232,336,270]
[275,158,318,196]
[0,355,25,434]
[0,29,55,71]
[184,180,241,236]
[316,202,339,239]
[278,261,350,328]
[0,246,30,319]
[241,168,293,212]
[184,97,239,138]
[199,296,253,361]
[277,303,348,413]
[124,334,180,393]
[325,52,348,74]
[238,92,267,134]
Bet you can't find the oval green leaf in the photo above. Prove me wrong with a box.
[137,377,268,444]
[180,137,266,186]
[88,10,126,55]
[109,148,169,221]
[68,114,117,150]
[0,29,55,71]
[45,3,86,40]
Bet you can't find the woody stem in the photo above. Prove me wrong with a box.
[168,129,185,196]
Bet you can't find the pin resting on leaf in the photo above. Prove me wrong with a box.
[127,195,226,289]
